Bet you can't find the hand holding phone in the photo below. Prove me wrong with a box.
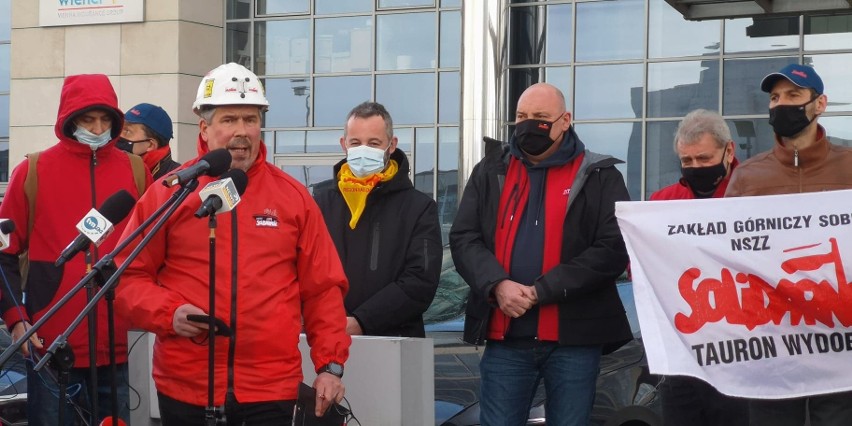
[186,314,233,337]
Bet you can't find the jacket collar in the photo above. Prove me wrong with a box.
[772,125,829,168]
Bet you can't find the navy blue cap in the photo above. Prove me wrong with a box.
[125,103,173,141]
[760,64,824,95]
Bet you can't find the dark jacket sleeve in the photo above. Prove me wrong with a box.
[0,253,25,325]
[0,160,31,326]
[449,162,508,301]
[351,199,443,334]
[533,166,630,304]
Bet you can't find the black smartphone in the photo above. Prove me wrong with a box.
[186,314,233,337]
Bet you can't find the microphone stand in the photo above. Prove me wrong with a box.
[33,179,200,424]
[85,249,99,426]
[205,212,218,426]
[0,180,200,424]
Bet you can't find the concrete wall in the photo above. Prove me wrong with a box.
[128,331,435,426]
[9,0,225,168]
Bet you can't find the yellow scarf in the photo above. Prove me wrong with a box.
[337,160,399,229]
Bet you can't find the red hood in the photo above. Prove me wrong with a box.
[194,133,269,175]
[55,74,124,145]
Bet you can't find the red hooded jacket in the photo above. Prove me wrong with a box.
[115,138,350,405]
[0,74,152,367]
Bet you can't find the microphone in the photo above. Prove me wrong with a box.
[0,220,15,252]
[55,190,137,267]
[163,149,231,188]
[194,169,249,218]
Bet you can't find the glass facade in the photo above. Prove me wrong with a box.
[506,0,852,201]
[226,0,460,243]
[221,0,852,241]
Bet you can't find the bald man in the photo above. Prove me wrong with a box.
[450,83,632,425]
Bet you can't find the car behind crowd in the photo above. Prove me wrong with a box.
[425,247,662,426]
[0,327,28,425]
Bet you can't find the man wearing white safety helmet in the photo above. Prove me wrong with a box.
[116,63,351,425]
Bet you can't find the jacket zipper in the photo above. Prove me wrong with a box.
[795,148,802,192]
[227,208,238,400]
[90,149,98,215]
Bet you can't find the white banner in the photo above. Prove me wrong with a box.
[40,0,144,27]
[616,190,852,399]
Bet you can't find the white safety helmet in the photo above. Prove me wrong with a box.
[192,62,269,116]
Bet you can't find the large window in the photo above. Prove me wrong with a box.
[506,0,852,201]
[226,0,461,243]
[228,0,852,220]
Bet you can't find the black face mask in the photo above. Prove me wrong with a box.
[513,114,565,156]
[116,137,135,153]
[681,159,728,197]
[768,96,819,138]
[116,137,150,154]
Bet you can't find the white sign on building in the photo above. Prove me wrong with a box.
[39,0,144,27]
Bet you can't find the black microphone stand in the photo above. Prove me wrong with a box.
[84,249,99,425]
[0,180,200,424]
[53,341,75,426]
[33,179,200,424]
[94,257,120,425]
[205,212,219,426]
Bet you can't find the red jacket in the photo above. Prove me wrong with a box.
[0,74,152,367]
[650,157,739,201]
[115,138,350,405]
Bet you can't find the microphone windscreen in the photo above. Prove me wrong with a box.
[202,149,232,178]
[222,169,249,196]
[0,220,15,234]
[99,190,137,224]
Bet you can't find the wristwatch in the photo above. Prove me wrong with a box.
[319,362,344,378]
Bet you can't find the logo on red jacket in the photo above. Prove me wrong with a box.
[254,208,279,228]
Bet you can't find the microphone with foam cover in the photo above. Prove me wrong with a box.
[163,149,232,188]
[194,169,249,218]
[55,190,137,267]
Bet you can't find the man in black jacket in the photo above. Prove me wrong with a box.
[449,83,632,426]
[315,101,442,337]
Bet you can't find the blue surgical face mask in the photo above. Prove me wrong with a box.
[347,145,389,178]
[73,126,112,149]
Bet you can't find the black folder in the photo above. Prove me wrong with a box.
[291,382,349,426]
